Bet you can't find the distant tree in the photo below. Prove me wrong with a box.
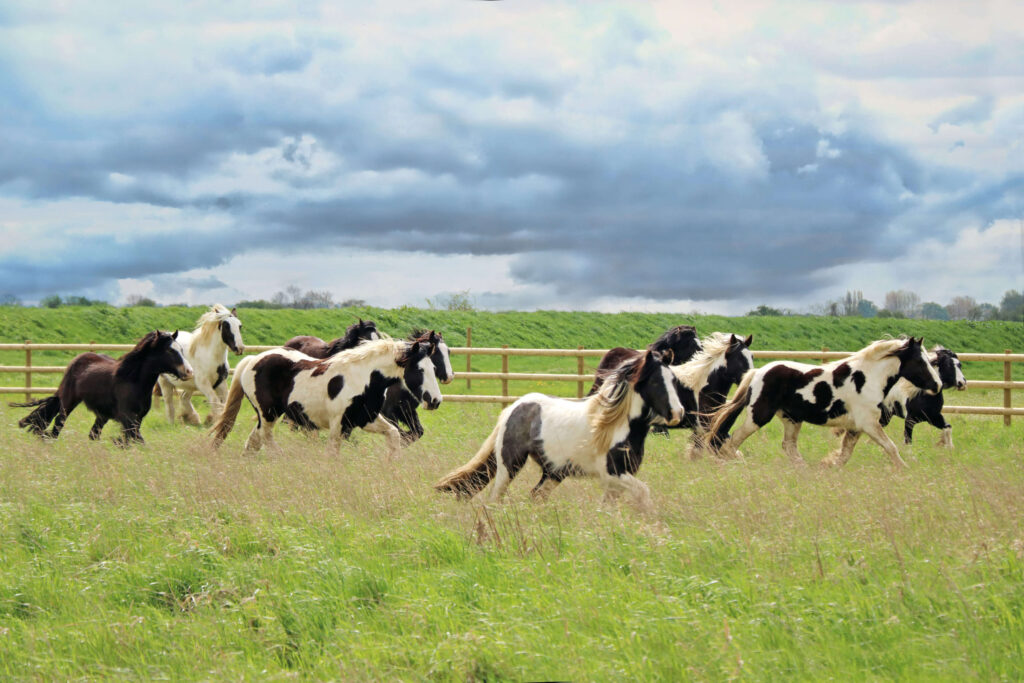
[40,294,62,308]
[124,295,157,307]
[876,309,905,319]
[884,290,921,318]
[747,304,783,316]
[1,293,23,306]
[857,299,878,318]
[998,289,1024,323]
[920,302,950,320]
[297,290,335,309]
[426,290,476,311]
[841,290,864,316]
[338,298,367,308]
[945,295,978,321]
[974,302,999,321]
[234,299,281,309]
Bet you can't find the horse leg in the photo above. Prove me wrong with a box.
[822,430,861,467]
[717,416,759,460]
[88,416,109,440]
[903,419,916,445]
[863,422,907,469]
[158,377,176,424]
[243,422,263,452]
[179,389,202,426]
[601,473,653,513]
[487,431,530,504]
[362,415,403,459]
[780,418,806,465]
[530,473,563,502]
[940,426,954,449]
[209,381,229,426]
[48,395,80,439]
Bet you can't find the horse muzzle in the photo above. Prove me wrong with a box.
[957,381,967,391]
[423,395,442,410]
[441,376,453,385]
[177,366,194,381]
[233,344,245,355]
[665,409,683,426]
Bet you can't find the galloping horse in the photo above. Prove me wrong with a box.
[874,345,966,448]
[210,336,443,457]
[589,324,702,395]
[435,350,683,511]
[708,337,940,468]
[157,304,244,425]
[283,319,379,357]
[662,332,753,456]
[12,331,193,445]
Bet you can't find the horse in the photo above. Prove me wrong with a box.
[370,330,454,445]
[283,319,380,357]
[210,335,443,457]
[434,349,683,512]
[588,324,702,395]
[707,337,941,468]
[875,345,967,448]
[11,331,193,445]
[661,332,754,456]
[156,304,244,426]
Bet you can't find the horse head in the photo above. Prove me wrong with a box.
[634,349,683,426]
[895,337,940,395]
[653,325,702,366]
[401,337,443,410]
[723,333,755,385]
[220,308,245,355]
[160,330,194,381]
[932,346,967,391]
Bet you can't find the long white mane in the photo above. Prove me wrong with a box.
[847,338,905,363]
[672,332,734,390]
[322,336,406,370]
[193,304,235,345]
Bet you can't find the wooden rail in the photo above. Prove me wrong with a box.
[1,341,1020,422]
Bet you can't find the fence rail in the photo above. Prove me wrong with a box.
[1,339,1020,423]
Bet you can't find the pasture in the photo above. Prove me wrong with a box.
[0,307,1021,679]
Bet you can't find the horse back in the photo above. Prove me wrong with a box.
[283,336,329,359]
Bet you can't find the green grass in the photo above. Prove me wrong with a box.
[0,396,1022,680]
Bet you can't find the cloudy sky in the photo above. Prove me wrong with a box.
[1,1,1021,313]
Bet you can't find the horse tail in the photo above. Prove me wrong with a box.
[435,418,502,499]
[209,356,251,447]
[706,369,756,449]
[12,395,62,436]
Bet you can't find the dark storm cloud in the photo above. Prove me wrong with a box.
[0,2,1018,304]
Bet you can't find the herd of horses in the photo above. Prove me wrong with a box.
[10,305,967,511]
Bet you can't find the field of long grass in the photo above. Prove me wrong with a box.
[1,392,1021,679]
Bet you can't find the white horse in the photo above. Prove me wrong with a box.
[708,337,941,468]
[435,350,683,512]
[157,304,244,425]
[210,336,443,457]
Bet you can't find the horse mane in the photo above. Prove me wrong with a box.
[849,338,906,362]
[193,304,233,346]
[671,332,734,390]
[587,354,645,455]
[116,331,163,379]
[323,336,405,370]
[651,325,695,352]
[407,328,441,342]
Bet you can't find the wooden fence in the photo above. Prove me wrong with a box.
[1,339,1022,423]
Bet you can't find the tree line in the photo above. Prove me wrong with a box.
[749,289,1024,322]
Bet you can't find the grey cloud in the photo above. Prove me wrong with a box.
[929,96,996,131]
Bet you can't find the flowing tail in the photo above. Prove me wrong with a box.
[11,395,62,436]
[434,420,501,500]
[706,369,756,450]
[209,356,252,448]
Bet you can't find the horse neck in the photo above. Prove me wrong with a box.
[116,351,168,390]
[189,328,227,364]
[848,354,901,393]
[328,334,359,354]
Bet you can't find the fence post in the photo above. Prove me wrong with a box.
[501,345,509,399]
[1005,349,1012,427]
[465,326,472,391]
[24,340,31,403]
[821,346,829,365]
[577,345,585,398]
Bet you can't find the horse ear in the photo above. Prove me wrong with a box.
[662,349,674,365]
[172,330,179,340]
[730,333,738,345]
[743,334,753,347]
[230,307,237,317]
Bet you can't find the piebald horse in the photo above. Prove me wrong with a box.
[435,350,683,512]
[211,336,442,457]
[157,304,244,425]
[708,337,940,468]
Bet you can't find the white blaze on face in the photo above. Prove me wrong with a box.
[172,338,194,378]
[418,356,443,408]
[228,316,245,353]
[742,348,754,373]
[954,359,967,389]
[660,364,684,425]
[370,330,380,340]
[438,342,454,383]
[920,346,941,393]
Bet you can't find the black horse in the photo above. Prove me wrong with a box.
[588,325,702,395]
[879,346,967,448]
[283,319,380,357]
[12,331,193,445]
[372,330,454,444]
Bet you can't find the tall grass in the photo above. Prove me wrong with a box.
[0,398,1021,679]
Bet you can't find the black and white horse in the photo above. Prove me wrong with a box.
[157,304,245,425]
[661,332,754,456]
[435,350,683,512]
[877,346,967,448]
[283,319,380,357]
[589,324,702,395]
[708,338,941,468]
[211,336,442,457]
[372,330,454,444]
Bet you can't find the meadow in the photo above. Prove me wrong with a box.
[0,307,1021,680]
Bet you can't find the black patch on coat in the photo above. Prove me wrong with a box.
[605,416,652,476]
[806,368,824,378]
[812,381,833,406]
[750,365,815,426]
[251,354,323,423]
[340,370,400,435]
[852,371,866,393]
[380,384,425,442]
[882,375,899,398]
[327,375,344,400]
[213,362,229,389]
[285,401,316,430]
[501,402,544,479]
[832,362,851,387]
[826,400,847,420]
